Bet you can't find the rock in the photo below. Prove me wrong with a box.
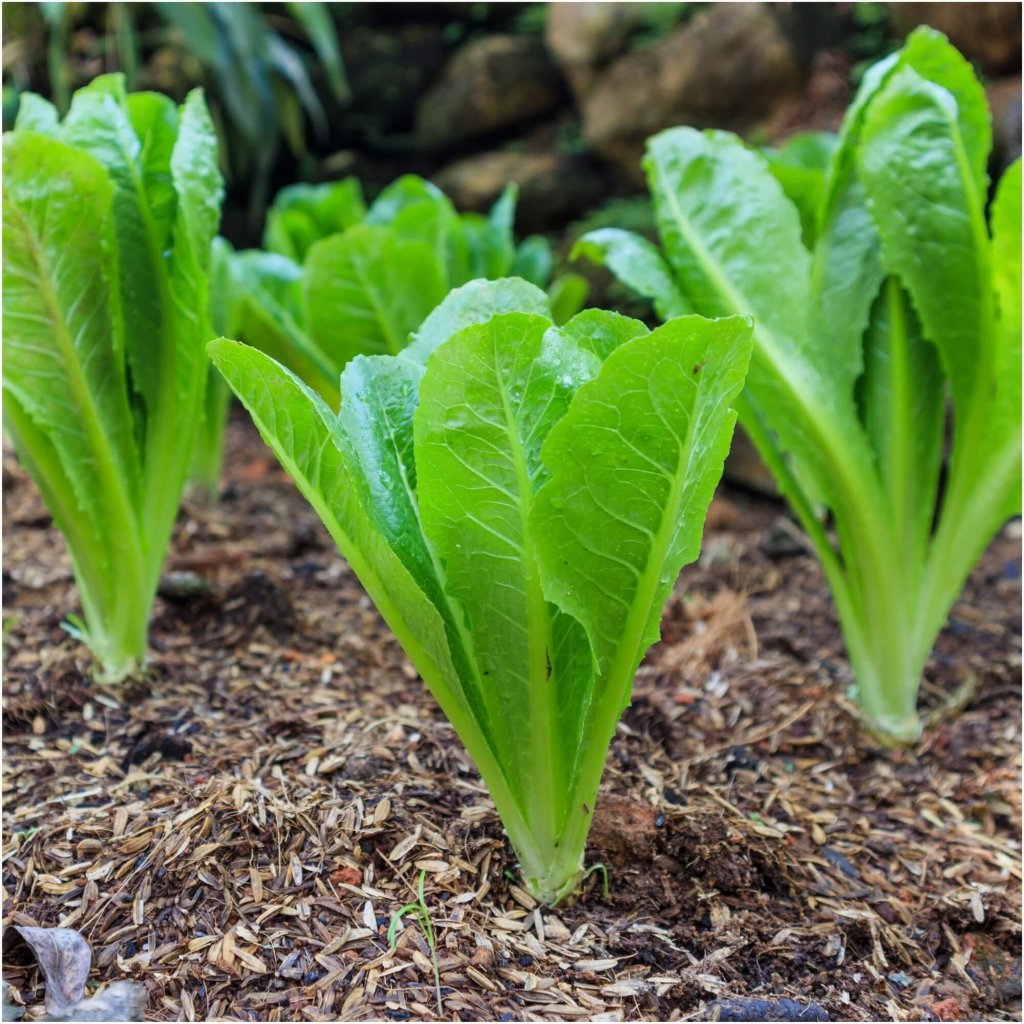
[434,149,606,231]
[581,3,800,179]
[988,77,1022,175]
[765,49,854,142]
[890,3,1021,76]
[545,3,648,94]
[416,35,565,151]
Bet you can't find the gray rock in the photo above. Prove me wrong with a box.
[890,3,1022,76]
[581,3,799,179]
[988,76,1022,175]
[545,2,649,95]
[416,35,564,151]
[434,149,606,231]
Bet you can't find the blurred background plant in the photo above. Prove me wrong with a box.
[2,2,349,233]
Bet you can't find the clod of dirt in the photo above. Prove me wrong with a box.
[700,997,829,1021]
[223,571,297,639]
[666,816,760,894]
[122,729,193,769]
[928,996,967,1021]
[588,793,657,866]
[964,932,1023,1006]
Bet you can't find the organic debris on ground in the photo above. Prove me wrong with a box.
[2,416,1020,1022]
[2,925,146,1020]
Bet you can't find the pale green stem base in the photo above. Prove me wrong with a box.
[76,598,149,685]
[189,367,231,499]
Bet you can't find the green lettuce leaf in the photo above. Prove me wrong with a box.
[304,224,446,362]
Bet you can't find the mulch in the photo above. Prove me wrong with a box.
[2,413,1021,1023]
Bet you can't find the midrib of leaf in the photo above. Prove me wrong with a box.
[610,384,694,704]
[652,152,863,487]
[880,278,915,582]
[492,346,561,843]
[11,200,147,600]
[937,101,995,451]
[354,252,403,356]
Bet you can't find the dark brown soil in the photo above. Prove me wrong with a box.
[2,414,1021,1022]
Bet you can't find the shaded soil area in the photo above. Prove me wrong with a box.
[2,415,1021,1022]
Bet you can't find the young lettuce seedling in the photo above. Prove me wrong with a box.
[575,28,1022,744]
[210,280,751,903]
[3,75,223,682]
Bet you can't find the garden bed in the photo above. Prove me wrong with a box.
[2,414,1020,1023]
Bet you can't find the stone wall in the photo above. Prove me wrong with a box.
[318,2,1020,231]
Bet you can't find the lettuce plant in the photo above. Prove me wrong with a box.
[210,280,751,902]
[189,176,587,492]
[576,29,1022,744]
[281,175,589,373]
[2,75,223,682]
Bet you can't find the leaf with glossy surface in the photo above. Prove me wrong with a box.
[413,313,598,815]
[532,315,752,683]
[572,227,690,320]
[404,277,550,365]
[858,65,993,415]
[13,92,59,134]
[551,308,648,363]
[644,127,874,508]
[61,78,175,424]
[2,132,138,524]
[987,159,1022,511]
[208,339,469,723]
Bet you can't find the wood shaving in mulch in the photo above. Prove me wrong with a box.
[3,415,1021,1022]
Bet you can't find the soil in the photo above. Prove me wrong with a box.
[2,413,1021,1023]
